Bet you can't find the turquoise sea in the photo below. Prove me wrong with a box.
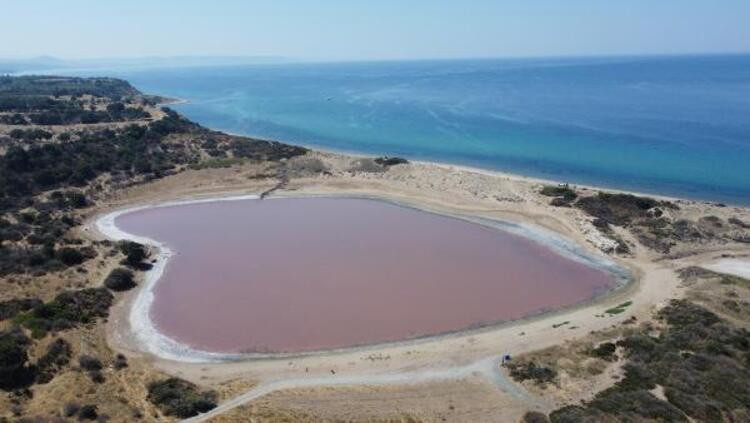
[65,55,750,204]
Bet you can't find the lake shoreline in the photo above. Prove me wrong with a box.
[93,193,632,363]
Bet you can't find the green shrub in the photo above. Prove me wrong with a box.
[104,267,136,291]
[0,298,43,320]
[574,192,667,226]
[113,353,128,370]
[549,405,608,423]
[63,402,80,417]
[728,217,749,228]
[0,328,35,390]
[78,355,102,371]
[0,75,138,99]
[604,301,632,315]
[522,411,550,423]
[147,378,218,418]
[589,342,617,361]
[616,363,657,391]
[36,338,72,383]
[657,299,720,328]
[540,185,578,207]
[664,388,723,422]
[373,156,408,166]
[119,241,148,267]
[77,404,98,420]
[15,288,113,337]
[616,334,658,359]
[507,361,557,386]
[551,301,750,420]
[88,369,105,384]
[188,157,244,170]
[588,389,686,421]
[540,185,577,199]
[57,247,85,266]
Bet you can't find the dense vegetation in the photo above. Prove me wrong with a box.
[541,189,676,231]
[541,187,750,254]
[0,331,72,391]
[507,361,558,386]
[0,76,139,99]
[7,128,52,140]
[539,184,577,207]
[0,212,95,277]
[0,105,198,278]
[62,402,101,421]
[0,110,195,211]
[374,156,409,166]
[0,298,43,320]
[524,300,750,422]
[0,328,35,390]
[103,267,136,291]
[574,192,670,227]
[0,286,121,392]
[30,102,150,126]
[588,342,617,361]
[147,378,218,418]
[0,109,303,216]
[2,99,151,126]
[118,241,150,269]
[13,288,113,338]
[35,338,72,384]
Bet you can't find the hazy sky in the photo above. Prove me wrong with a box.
[2,0,749,61]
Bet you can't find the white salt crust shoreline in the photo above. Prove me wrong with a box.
[704,258,750,280]
[94,193,632,364]
[95,194,261,363]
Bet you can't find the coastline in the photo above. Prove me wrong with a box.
[190,120,703,207]
[82,121,750,421]
[167,102,732,207]
[5,70,750,423]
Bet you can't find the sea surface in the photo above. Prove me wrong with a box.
[58,55,750,204]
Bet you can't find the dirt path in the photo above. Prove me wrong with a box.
[182,356,544,422]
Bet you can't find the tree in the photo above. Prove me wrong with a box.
[119,241,147,267]
[0,329,34,390]
[57,247,84,266]
[104,267,136,291]
[147,378,217,418]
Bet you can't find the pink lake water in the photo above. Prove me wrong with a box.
[116,198,614,354]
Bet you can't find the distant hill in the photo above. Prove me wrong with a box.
[0,56,67,74]
[0,55,293,74]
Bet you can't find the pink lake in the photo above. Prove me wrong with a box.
[116,198,614,353]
